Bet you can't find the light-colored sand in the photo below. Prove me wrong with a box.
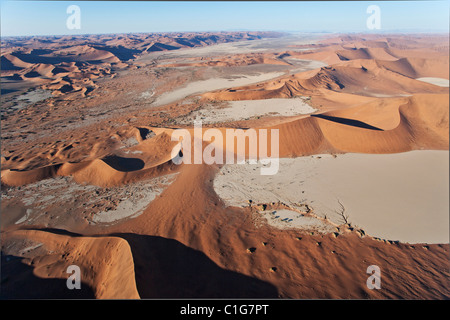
[214,150,449,244]
[283,58,328,74]
[10,89,53,111]
[153,72,285,107]
[92,173,178,224]
[137,33,321,61]
[1,229,140,299]
[257,209,336,233]
[5,172,178,227]
[416,77,450,87]
[192,97,316,123]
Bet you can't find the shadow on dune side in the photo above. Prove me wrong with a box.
[311,114,383,131]
[0,253,96,299]
[91,45,140,61]
[112,233,279,298]
[0,88,19,95]
[11,52,76,65]
[102,155,145,172]
[7,228,279,298]
[1,228,94,299]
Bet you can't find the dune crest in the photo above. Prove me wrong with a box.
[0,229,140,299]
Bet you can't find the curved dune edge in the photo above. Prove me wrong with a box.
[165,93,448,159]
[200,54,449,101]
[270,93,449,156]
[2,93,447,187]
[0,156,178,188]
[1,229,140,299]
[1,130,182,187]
[1,164,61,187]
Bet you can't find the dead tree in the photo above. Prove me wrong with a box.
[335,199,350,225]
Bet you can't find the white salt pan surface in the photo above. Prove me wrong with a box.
[213,151,449,244]
[416,77,449,87]
[93,173,178,224]
[193,97,316,123]
[154,72,284,107]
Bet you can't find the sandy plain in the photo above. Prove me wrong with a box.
[214,151,449,244]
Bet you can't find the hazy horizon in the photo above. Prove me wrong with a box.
[1,1,449,37]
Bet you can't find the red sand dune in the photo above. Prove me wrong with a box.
[1,33,449,299]
[0,229,140,299]
[202,53,448,101]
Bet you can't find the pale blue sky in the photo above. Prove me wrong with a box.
[1,1,449,37]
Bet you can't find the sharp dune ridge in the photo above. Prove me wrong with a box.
[2,92,447,187]
[1,32,449,299]
[201,56,449,101]
[1,229,140,299]
[1,131,181,188]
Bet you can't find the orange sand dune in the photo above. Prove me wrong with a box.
[33,63,56,77]
[151,93,448,162]
[284,49,342,65]
[376,57,449,79]
[275,93,449,155]
[1,165,60,187]
[2,93,447,187]
[336,47,399,61]
[316,95,406,130]
[1,53,34,70]
[53,45,121,63]
[0,229,140,299]
[104,158,449,299]
[59,154,178,187]
[345,40,390,49]
[202,54,449,101]
[287,34,448,68]
[1,131,181,187]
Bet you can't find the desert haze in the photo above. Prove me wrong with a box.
[1,31,449,299]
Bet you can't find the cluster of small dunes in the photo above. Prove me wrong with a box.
[1,31,284,97]
[202,35,449,102]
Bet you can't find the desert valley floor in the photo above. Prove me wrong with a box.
[1,32,449,299]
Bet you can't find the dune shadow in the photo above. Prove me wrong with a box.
[84,86,95,96]
[92,45,140,61]
[52,66,69,75]
[29,49,54,56]
[1,56,22,71]
[102,155,145,172]
[148,43,180,52]
[23,71,41,78]
[311,114,383,131]
[137,127,155,140]
[0,253,96,299]
[1,88,18,95]
[112,233,279,298]
[11,52,73,65]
